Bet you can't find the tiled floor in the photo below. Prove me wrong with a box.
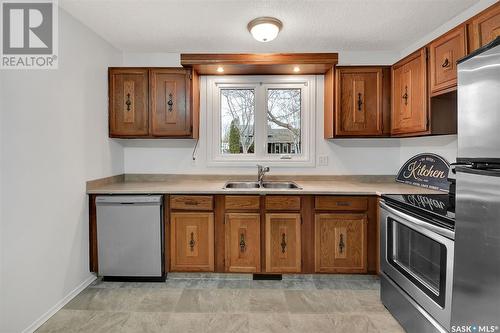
[36,274,404,333]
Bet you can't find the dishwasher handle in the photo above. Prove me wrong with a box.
[95,195,163,205]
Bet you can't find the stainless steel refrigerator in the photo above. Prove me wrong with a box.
[452,37,500,329]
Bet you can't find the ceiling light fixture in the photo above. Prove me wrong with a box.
[293,66,300,73]
[247,17,283,43]
[216,66,224,73]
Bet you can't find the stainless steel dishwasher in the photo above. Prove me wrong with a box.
[96,195,164,281]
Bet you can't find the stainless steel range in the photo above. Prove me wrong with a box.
[380,194,455,333]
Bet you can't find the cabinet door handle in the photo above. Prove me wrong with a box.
[184,200,199,206]
[167,93,174,112]
[281,233,287,253]
[357,93,363,111]
[125,93,132,111]
[339,233,345,254]
[402,86,409,106]
[239,233,246,252]
[441,58,450,68]
[189,232,195,251]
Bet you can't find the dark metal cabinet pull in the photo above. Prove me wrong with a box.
[402,86,409,106]
[339,233,345,254]
[125,93,132,111]
[357,93,363,111]
[184,200,199,206]
[167,93,174,112]
[239,234,246,252]
[442,58,450,68]
[189,232,195,251]
[281,233,287,253]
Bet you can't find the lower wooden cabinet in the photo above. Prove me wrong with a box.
[314,213,367,273]
[265,213,301,273]
[170,212,214,272]
[225,213,261,273]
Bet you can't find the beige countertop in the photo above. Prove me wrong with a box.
[86,174,442,196]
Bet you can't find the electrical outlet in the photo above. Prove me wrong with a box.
[318,155,328,166]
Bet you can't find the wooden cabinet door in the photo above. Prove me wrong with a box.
[391,48,428,135]
[170,212,214,271]
[109,68,149,137]
[150,68,192,137]
[469,3,500,52]
[265,213,301,273]
[315,213,367,273]
[429,26,467,95]
[335,68,384,136]
[225,213,261,273]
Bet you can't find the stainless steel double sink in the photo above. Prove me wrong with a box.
[223,181,301,190]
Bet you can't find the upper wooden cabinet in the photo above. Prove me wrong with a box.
[391,48,428,136]
[150,68,192,137]
[429,26,467,96]
[225,213,261,273]
[335,67,390,137]
[468,2,500,52]
[109,68,149,137]
[108,67,198,138]
[265,213,301,273]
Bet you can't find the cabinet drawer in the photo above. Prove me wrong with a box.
[315,196,368,211]
[265,196,301,210]
[170,195,213,210]
[225,196,260,210]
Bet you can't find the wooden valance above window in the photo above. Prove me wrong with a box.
[180,53,338,75]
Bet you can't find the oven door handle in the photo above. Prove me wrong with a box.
[380,201,455,240]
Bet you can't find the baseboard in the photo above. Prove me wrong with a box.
[22,274,97,333]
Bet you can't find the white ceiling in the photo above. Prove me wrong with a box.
[60,0,480,53]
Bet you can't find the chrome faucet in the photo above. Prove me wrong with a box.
[257,164,270,186]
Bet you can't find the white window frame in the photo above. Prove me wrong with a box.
[205,75,316,167]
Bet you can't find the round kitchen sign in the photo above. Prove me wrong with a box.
[396,153,450,192]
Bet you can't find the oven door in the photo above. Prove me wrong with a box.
[380,201,454,330]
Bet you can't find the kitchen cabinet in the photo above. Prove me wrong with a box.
[314,213,367,273]
[391,48,428,136]
[335,67,390,137]
[468,2,500,52]
[108,67,198,138]
[225,213,261,273]
[150,68,193,137]
[265,213,301,273]
[108,68,149,137]
[429,26,467,96]
[170,212,214,271]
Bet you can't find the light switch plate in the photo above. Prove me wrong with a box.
[318,155,328,166]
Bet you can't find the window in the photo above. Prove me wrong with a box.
[206,76,316,166]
